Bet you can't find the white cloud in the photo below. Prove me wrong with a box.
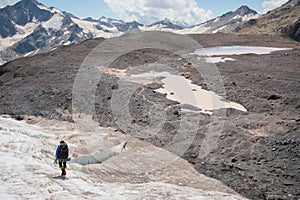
[103,0,212,26]
[262,0,289,13]
[0,0,20,9]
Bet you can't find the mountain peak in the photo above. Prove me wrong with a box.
[149,19,183,30]
[17,0,38,6]
[162,17,171,23]
[234,5,257,16]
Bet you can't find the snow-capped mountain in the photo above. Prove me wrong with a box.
[71,17,143,38]
[1,0,298,66]
[73,16,141,35]
[0,1,263,66]
[0,0,92,65]
[148,18,183,30]
[0,0,186,65]
[178,5,258,34]
[0,0,147,65]
[0,0,171,65]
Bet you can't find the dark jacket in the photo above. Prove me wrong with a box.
[56,143,69,160]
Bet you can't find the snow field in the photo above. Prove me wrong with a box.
[0,116,247,199]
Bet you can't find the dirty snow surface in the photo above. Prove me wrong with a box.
[0,115,247,199]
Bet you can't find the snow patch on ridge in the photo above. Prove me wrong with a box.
[37,4,51,12]
[212,25,227,33]
[71,17,121,38]
[42,13,64,30]
[242,13,260,21]
[176,24,211,34]
[0,22,39,51]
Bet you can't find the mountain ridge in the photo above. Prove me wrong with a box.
[234,0,300,41]
[0,1,260,65]
[182,5,258,34]
[0,0,298,65]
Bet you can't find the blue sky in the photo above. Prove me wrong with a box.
[38,0,288,25]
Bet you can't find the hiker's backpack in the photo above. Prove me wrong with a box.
[58,143,69,159]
